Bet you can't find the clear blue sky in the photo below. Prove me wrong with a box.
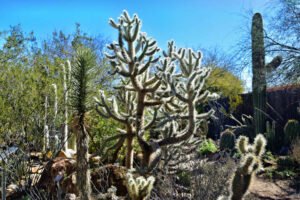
[0,0,271,51]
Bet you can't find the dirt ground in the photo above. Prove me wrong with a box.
[249,176,300,200]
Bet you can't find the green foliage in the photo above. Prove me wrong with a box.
[277,156,298,170]
[220,129,236,150]
[198,139,218,155]
[177,171,191,187]
[88,115,120,153]
[206,67,243,110]
[70,47,96,114]
[284,119,300,146]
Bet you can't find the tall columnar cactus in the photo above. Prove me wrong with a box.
[43,96,49,152]
[284,119,300,145]
[62,60,72,151]
[95,11,215,171]
[228,134,266,200]
[220,129,236,150]
[125,173,155,200]
[251,13,282,137]
[264,120,276,151]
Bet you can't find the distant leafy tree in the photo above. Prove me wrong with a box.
[206,67,243,109]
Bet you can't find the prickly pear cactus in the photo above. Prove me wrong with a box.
[220,129,236,150]
[284,119,300,145]
[125,173,155,200]
[229,134,266,200]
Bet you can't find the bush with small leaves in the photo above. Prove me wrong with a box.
[198,139,218,156]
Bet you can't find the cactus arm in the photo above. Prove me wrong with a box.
[265,56,282,71]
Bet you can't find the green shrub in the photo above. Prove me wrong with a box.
[177,171,191,187]
[277,156,298,169]
[198,139,218,155]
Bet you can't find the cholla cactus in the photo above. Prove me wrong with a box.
[228,134,266,200]
[95,11,215,171]
[125,173,155,200]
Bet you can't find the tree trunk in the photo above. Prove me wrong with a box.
[76,115,91,200]
[125,135,134,169]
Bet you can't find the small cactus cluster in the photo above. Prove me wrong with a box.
[220,129,236,150]
[124,173,155,200]
[227,134,267,200]
[284,119,300,145]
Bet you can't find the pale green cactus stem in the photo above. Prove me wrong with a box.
[95,10,215,171]
[125,173,155,200]
[228,134,266,200]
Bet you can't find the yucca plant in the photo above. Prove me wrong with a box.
[70,46,96,200]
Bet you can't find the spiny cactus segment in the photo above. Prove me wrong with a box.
[125,173,155,200]
[228,134,266,200]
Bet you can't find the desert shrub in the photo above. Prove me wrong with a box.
[277,156,298,169]
[151,173,190,200]
[191,159,236,200]
[198,139,218,155]
[177,171,191,187]
[264,167,297,179]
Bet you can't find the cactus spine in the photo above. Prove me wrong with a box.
[284,119,300,145]
[125,173,155,200]
[229,134,266,200]
[251,13,282,137]
[220,129,236,150]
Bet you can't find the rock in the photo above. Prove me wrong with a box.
[64,193,77,200]
[31,165,44,174]
[6,184,19,196]
[57,149,76,159]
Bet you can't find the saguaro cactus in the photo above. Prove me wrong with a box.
[95,11,215,171]
[229,134,266,200]
[251,13,282,137]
